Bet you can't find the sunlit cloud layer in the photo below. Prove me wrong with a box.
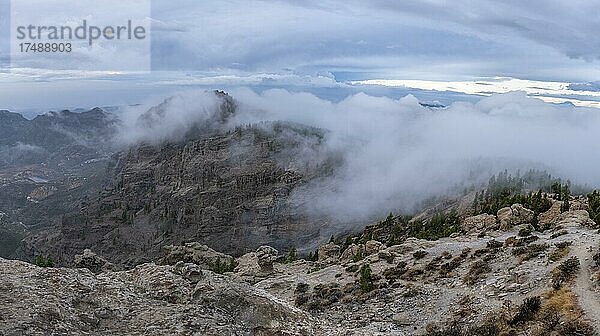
[354,78,600,108]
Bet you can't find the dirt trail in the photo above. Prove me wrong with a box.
[571,233,600,334]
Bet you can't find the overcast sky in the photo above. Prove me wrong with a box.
[3,0,600,111]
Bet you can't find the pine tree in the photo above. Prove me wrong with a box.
[359,264,374,292]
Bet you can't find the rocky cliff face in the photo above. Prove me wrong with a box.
[16,92,339,266]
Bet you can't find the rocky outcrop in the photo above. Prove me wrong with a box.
[18,94,335,266]
[234,246,280,281]
[339,243,363,264]
[497,204,535,230]
[538,201,563,229]
[73,249,120,274]
[0,257,320,335]
[255,246,279,273]
[462,213,497,233]
[365,240,383,255]
[557,210,596,228]
[318,242,340,266]
[159,242,235,270]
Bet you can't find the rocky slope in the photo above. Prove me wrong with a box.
[3,197,600,335]
[0,108,118,258]
[0,257,321,335]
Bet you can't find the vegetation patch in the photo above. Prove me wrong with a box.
[548,246,570,262]
[552,256,580,289]
[413,250,428,259]
[512,243,548,261]
[294,283,343,310]
[425,288,593,336]
[359,264,375,292]
[35,255,55,268]
[589,190,600,227]
[409,212,460,240]
[463,260,491,285]
[550,229,569,239]
[209,258,238,274]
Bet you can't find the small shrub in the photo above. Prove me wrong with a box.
[464,260,491,285]
[589,191,600,227]
[510,296,541,325]
[554,241,572,249]
[472,248,489,258]
[339,236,354,254]
[400,267,425,281]
[352,247,365,262]
[306,250,319,261]
[558,319,595,335]
[560,198,571,213]
[548,247,570,262]
[550,229,568,239]
[283,247,298,264]
[515,235,539,246]
[512,243,548,261]
[424,324,463,336]
[378,251,395,264]
[440,256,464,276]
[552,257,580,289]
[35,255,54,268]
[413,250,428,259]
[518,225,534,237]
[295,283,343,310]
[593,251,600,267]
[209,258,238,274]
[382,261,407,282]
[359,264,375,292]
[504,236,517,247]
[486,240,503,249]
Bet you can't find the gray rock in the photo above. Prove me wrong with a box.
[462,213,497,233]
[256,245,279,272]
[318,242,341,266]
[73,249,120,274]
[0,257,321,335]
[364,240,383,256]
[497,204,535,230]
[159,242,235,272]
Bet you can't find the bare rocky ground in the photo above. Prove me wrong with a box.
[2,197,600,335]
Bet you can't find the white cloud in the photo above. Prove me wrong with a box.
[119,88,600,221]
[354,78,600,107]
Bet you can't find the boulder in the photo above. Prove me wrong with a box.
[339,244,363,264]
[497,204,535,230]
[172,262,204,284]
[317,243,340,266]
[558,210,595,228]
[73,249,119,274]
[538,202,562,229]
[462,214,497,233]
[256,246,279,272]
[234,246,279,278]
[159,242,235,271]
[364,240,383,256]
